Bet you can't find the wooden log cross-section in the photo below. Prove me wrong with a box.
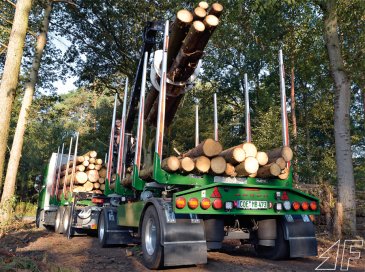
[210,156,226,175]
[235,156,259,176]
[256,163,281,178]
[220,146,245,165]
[161,156,180,172]
[267,146,293,163]
[194,156,210,174]
[179,157,195,173]
[183,138,222,158]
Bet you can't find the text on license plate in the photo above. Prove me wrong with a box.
[237,200,268,209]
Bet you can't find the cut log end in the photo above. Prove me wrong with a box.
[198,1,209,9]
[225,163,237,177]
[177,9,193,23]
[180,157,195,172]
[194,7,207,19]
[256,151,268,166]
[193,20,205,32]
[161,156,180,172]
[204,15,219,27]
[244,156,259,174]
[242,142,258,158]
[278,168,289,180]
[210,156,226,174]
[211,3,223,12]
[194,156,210,173]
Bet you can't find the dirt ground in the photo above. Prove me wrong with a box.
[0,220,364,272]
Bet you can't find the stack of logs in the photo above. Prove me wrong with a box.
[145,1,224,127]
[57,151,107,195]
[139,138,293,180]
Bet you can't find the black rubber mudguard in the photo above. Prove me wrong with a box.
[281,214,318,257]
[143,198,207,267]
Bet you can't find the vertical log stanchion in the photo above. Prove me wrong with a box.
[106,94,118,183]
[117,78,129,179]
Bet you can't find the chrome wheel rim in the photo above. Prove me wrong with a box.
[145,218,157,256]
[99,216,105,241]
[63,211,69,231]
[55,211,61,230]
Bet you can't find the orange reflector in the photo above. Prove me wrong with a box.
[176,197,186,209]
[92,198,104,204]
[292,201,300,211]
[91,224,98,229]
[200,198,211,210]
[188,198,199,209]
[301,202,309,211]
[310,201,317,211]
[213,199,222,209]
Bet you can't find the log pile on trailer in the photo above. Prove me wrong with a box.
[57,150,106,195]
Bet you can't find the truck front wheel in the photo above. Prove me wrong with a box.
[141,206,163,269]
[98,209,107,247]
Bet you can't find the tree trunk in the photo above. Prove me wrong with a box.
[322,0,356,235]
[0,0,32,192]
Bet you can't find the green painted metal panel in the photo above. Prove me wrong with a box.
[132,166,145,190]
[117,201,145,227]
[114,175,134,196]
[173,183,320,216]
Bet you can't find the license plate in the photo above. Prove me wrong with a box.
[237,200,268,210]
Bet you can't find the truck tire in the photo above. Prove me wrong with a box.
[55,206,66,234]
[255,220,289,260]
[36,208,43,228]
[141,205,163,269]
[63,206,75,237]
[98,209,108,247]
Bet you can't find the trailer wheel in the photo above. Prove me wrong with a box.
[141,206,163,269]
[63,207,75,237]
[98,209,108,247]
[255,221,289,260]
[36,208,43,228]
[55,206,66,234]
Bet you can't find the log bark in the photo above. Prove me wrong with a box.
[122,174,132,187]
[183,138,222,158]
[193,156,210,173]
[167,9,193,69]
[139,166,153,180]
[225,163,237,177]
[161,156,180,172]
[210,156,226,175]
[179,157,195,173]
[256,151,268,166]
[267,146,293,162]
[242,142,257,157]
[256,163,281,178]
[220,146,245,164]
[208,3,224,18]
[87,170,99,182]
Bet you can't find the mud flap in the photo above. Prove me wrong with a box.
[102,207,134,245]
[146,198,207,267]
[282,215,318,257]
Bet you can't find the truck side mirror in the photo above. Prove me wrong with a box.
[34,175,43,192]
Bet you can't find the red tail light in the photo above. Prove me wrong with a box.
[301,202,309,211]
[188,198,199,209]
[212,199,222,209]
[292,201,300,211]
[201,198,211,210]
[310,201,317,211]
[92,198,104,204]
[176,197,186,209]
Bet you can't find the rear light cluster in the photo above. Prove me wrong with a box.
[292,201,317,211]
[176,197,223,210]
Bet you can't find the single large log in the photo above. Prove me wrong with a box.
[242,142,257,157]
[179,157,195,173]
[99,167,107,178]
[167,9,194,69]
[267,146,293,162]
[276,157,286,170]
[235,157,259,176]
[193,7,206,20]
[256,163,281,178]
[198,1,209,10]
[161,156,180,172]
[225,162,237,177]
[83,181,93,192]
[87,163,95,170]
[256,151,268,166]
[84,151,97,158]
[94,164,102,170]
[183,138,222,158]
[210,156,226,175]
[278,168,289,180]
[82,160,89,167]
[194,156,210,173]
[89,157,96,164]
[75,171,88,184]
[208,3,224,18]
[87,170,99,182]
[93,182,101,189]
[220,146,245,165]
[95,158,103,165]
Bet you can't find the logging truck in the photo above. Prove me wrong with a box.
[36,3,319,270]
